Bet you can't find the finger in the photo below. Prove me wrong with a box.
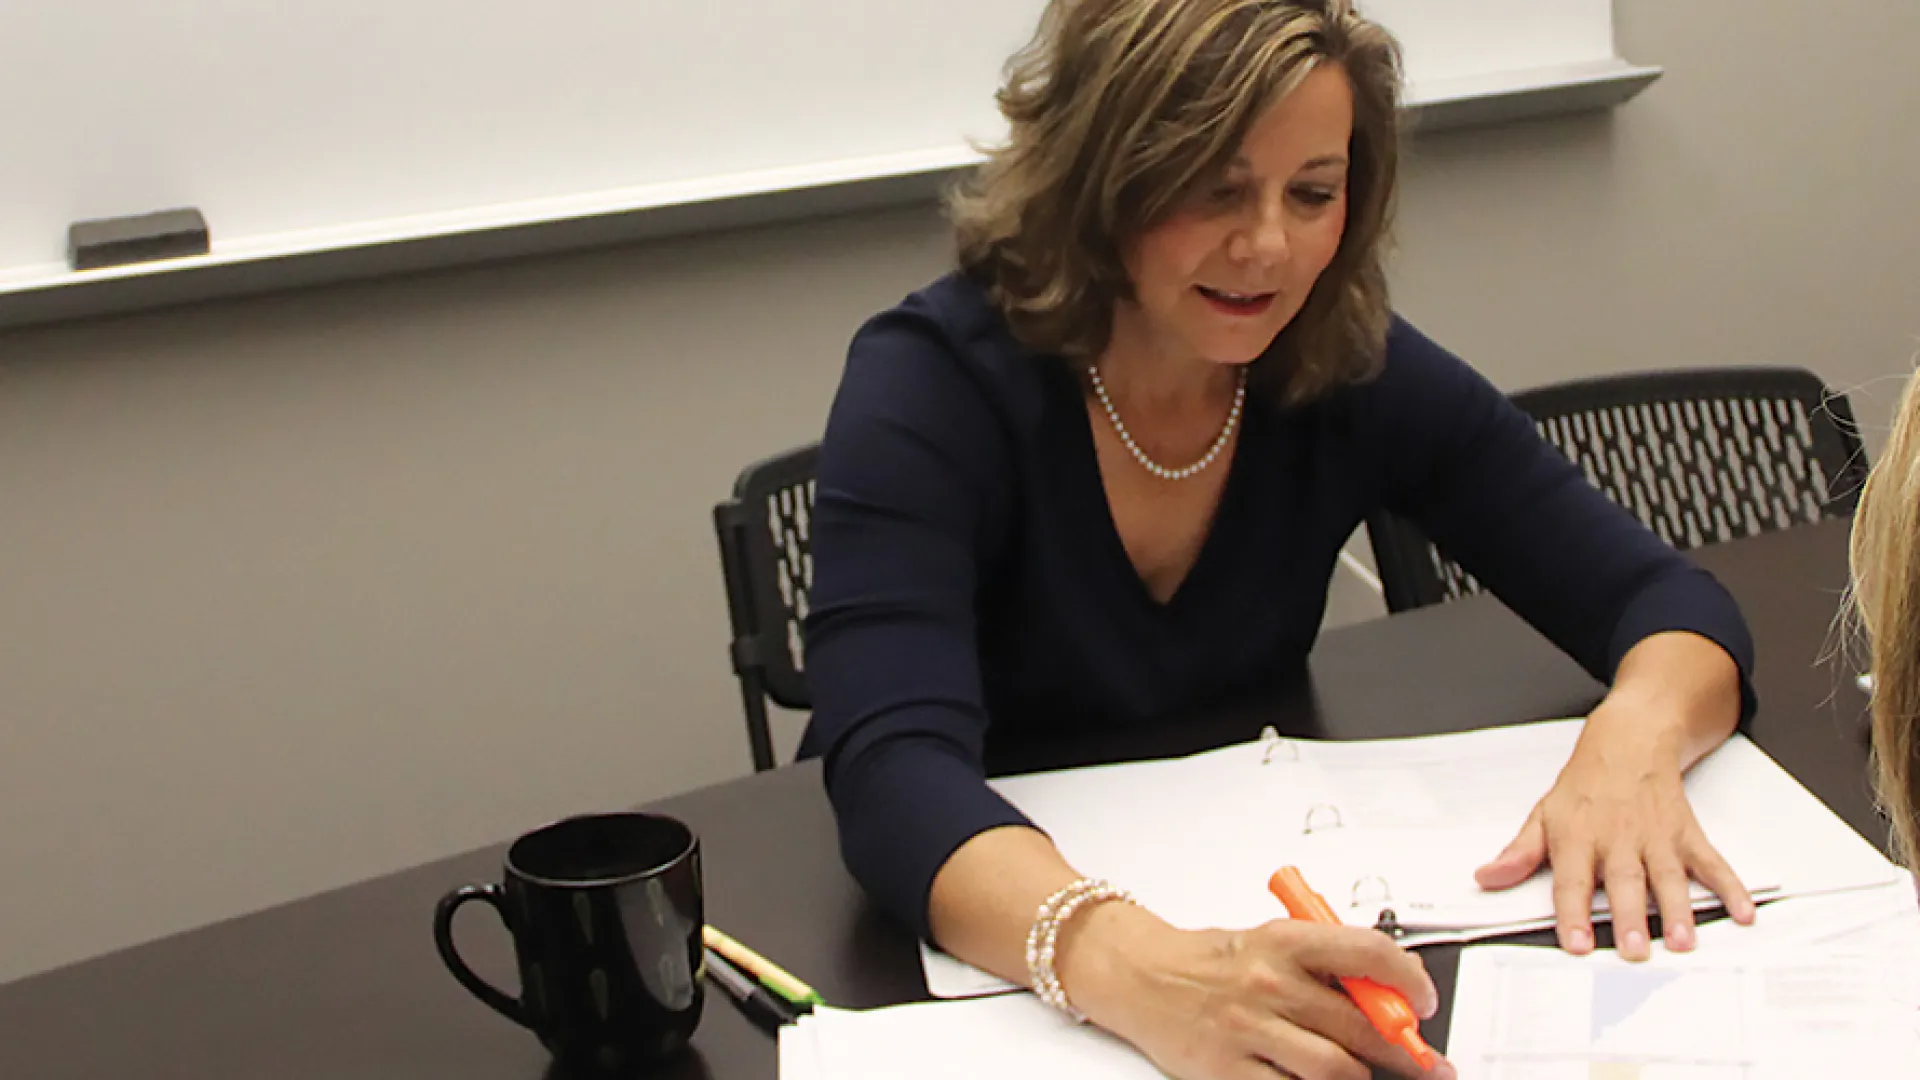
[1279,923,1439,1018]
[1603,850,1652,961]
[1548,830,1597,955]
[1238,1008,1371,1080]
[1646,847,1696,952]
[1283,977,1451,1080]
[1214,1058,1309,1080]
[1685,828,1757,925]
[1474,804,1547,890]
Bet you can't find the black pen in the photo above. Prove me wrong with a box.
[704,946,799,1033]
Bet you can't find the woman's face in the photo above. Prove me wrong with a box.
[1116,63,1355,369]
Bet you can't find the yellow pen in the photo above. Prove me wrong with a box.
[702,925,824,1009]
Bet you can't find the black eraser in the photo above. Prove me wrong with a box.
[67,207,210,271]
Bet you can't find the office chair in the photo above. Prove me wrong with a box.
[712,442,818,772]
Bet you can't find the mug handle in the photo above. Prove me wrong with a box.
[433,883,530,1028]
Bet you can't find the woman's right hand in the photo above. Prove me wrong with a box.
[1059,902,1457,1080]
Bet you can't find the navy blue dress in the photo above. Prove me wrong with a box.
[799,272,1755,939]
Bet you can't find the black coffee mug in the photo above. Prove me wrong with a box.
[434,812,705,1074]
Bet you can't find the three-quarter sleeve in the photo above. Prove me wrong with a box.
[1363,317,1757,718]
[797,304,1034,940]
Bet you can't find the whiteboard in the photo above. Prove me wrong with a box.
[0,0,1629,289]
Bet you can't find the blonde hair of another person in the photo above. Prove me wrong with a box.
[1848,368,1920,869]
[947,0,1403,405]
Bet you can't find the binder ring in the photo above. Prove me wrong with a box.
[1302,804,1344,834]
[1350,875,1393,908]
[1258,726,1299,764]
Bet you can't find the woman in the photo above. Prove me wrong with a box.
[801,2,1757,1077]
[1850,371,1920,872]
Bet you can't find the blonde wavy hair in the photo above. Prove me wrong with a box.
[948,0,1403,405]
[1848,368,1920,869]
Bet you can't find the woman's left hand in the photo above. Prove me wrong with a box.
[1470,632,1759,961]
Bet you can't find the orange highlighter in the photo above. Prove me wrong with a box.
[1269,866,1439,1070]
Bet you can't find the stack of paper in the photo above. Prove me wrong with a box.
[781,881,1920,1080]
[924,720,1908,998]
[1447,880,1920,1077]
[783,882,1920,1079]
[779,721,1913,1078]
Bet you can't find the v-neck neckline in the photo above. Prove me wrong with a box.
[1060,362,1255,617]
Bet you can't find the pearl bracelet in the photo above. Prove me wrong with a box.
[1024,877,1136,1022]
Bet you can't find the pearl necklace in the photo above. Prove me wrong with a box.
[1088,364,1247,481]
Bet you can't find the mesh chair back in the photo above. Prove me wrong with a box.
[712,443,818,770]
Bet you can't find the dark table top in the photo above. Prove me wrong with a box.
[0,518,1877,1079]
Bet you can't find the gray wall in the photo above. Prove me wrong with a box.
[2,0,1916,983]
